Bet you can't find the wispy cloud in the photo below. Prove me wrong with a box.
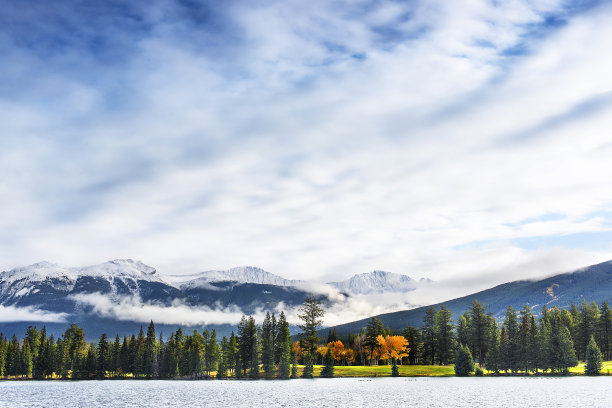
[0,305,68,323]
[1,0,612,286]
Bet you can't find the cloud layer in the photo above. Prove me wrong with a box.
[0,305,67,323]
[1,0,612,286]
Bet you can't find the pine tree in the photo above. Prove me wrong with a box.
[97,333,110,378]
[301,353,314,378]
[205,330,219,376]
[456,313,471,350]
[502,306,519,373]
[364,317,384,365]
[598,302,612,360]
[0,335,7,378]
[391,362,399,377]
[454,344,474,376]
[297,296,324,373]
[320,348,334,378]
[484,321,501,374]
[576,300,598,360]
[517,304,532,373]
[119,337,129,377]
[227,332,238,376]
[421,306,437,365]
[277,312,292,379]
[585,335,603,376]
[291,353,298,378]
[143,321,156,378]
[21,341,33,378]
[434,306,455,365]
[111,335,121,377]
[402,326,422,365]
[468,300,489,366]
[261,312,275,378]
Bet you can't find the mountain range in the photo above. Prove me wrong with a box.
[2,258,612,341]
[0,259,422,339]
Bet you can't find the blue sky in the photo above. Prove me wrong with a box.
[1,0,612,286]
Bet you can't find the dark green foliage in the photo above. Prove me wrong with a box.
[297,296,324,367]
[238,316,259,378]
[364,317,384,364]
[585,335,603,375]
[598,302,612,360]
[143,321,156,378]
[434,306,455,365]
[402,326,422,364]
[97,333,110,378]
[302,353,314,378]
[469,300,489,366]
[391,362,399,377]
[501,306,519,373]
[474,366,484,376]
[205,330,219,376]
[320,348,334,378]
[277,312,292,379]
[454,344,474,376]
[291,353,298,379]
[421,306,437,365]
[261,312,275,378]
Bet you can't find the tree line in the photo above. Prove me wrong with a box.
[0,298,609,379]
[395,299,610,374]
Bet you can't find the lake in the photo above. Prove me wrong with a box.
[1,377,611,407]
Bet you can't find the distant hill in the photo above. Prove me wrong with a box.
[323,260,612,336]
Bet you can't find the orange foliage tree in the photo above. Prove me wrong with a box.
[376,335,410,364]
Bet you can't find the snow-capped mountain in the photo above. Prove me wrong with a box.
[175,266,304,289]
[328,270,429,295]
[0,259,173,301]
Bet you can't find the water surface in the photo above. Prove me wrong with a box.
[1,377,611,407]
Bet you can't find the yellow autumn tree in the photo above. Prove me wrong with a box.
[328,340,345,363]
[377,335,410,364]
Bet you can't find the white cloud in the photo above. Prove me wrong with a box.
[0,305,68,323]
[1,0,612,291]
[69,293,269,326]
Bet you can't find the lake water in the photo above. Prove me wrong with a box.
[1,377,611,407]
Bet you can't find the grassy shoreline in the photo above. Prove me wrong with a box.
[2,362,612,380]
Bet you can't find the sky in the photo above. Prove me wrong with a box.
[2,0,612,289]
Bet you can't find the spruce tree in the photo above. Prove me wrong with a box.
[261,312,275,378]
[598,302,612,360]
[277,312,292,379]
[227,332,238,376]
[97,333,109,378]
[454,344,474,376]
[143,321,156,378]
[434,306,455,365]
[364,317,384,365]
[291,353,298,378]
[585,335,603,376]
[421,307,437,365]
[297,297,324,376]
[205,330,219,376]
[301,353,314,378]
[468,300,488,366]
[502,306,519,373]
[391,362,400,377]
[320,348,334,378]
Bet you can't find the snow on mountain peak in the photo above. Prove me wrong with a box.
[328,270,422,295]
[178,266,303,288]
[0,259,169,299]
